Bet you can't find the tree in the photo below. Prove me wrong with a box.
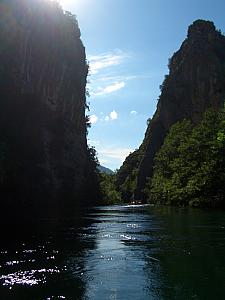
[99,173,121,205]
[146,107,225,208]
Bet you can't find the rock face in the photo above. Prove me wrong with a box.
[117,20,225,201]
[0,0,98,214]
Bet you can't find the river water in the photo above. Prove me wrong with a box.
[0,205,225,299]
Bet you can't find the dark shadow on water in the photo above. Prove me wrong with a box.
[0,211,97,300]
[1,205,225,299]
[143,206,225,300]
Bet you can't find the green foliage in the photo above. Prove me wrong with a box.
[99,173,122,205]
[145,107,225,208]
[115,149,142,201]
[81,146,101,205]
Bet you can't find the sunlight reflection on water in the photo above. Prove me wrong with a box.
[1,205,225,299]
[0,268,60,287]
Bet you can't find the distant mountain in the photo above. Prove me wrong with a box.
[98,165,114,175]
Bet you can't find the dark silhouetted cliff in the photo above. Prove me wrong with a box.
[117,20,225,201]
[0,0,100,217]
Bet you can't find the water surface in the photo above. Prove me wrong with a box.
[0,205,225,299]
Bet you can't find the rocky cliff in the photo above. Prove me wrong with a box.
[117,20,225,201]
[0,0,99,216]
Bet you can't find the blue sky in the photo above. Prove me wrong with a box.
[59,0,225,170]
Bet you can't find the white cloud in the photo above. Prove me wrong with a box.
[109,110,118,120]
[90,81,125,97]
[87,50,152,99]
[98,147,133,163]
[104,110,118,121]
[89,114,98,124]
[87,50,130,98]
[130,110,137,115]
[88,50,128,75]
[104,82,125,94]
[97,75,136,82]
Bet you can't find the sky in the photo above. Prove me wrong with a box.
[58,0,225,170]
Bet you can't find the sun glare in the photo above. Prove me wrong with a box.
[58,0,78,10]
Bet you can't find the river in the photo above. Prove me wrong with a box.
[0,205,225,299]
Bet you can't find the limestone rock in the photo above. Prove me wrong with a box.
[0,0,98,215]
[118,20,225,201]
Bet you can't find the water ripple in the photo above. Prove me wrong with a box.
[0,268,60,287]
